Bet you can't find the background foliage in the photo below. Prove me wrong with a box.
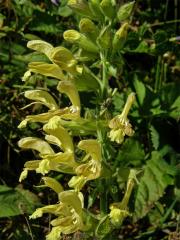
[0,0,179,239]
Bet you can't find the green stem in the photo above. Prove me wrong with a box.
[100,51,108,98]
[160,198,178,225]
[155,56,162,92]
[99,179,108,215]
[150,19,180,27]
[97,128,108,215]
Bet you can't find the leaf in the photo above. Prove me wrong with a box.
[154,30,168,54]
[148,202,164,226]
[112,92,126,115]
[0,185,40,217]
[170,96,180,118]
[133,75,146,106]
[161,82,180,108]
[74,66,100,91]
[149,125,159,150]
[58,6,72,17]
[116,138,145,167]
[160,82,180,118]
[132,41,151,53]
[95,215,112,239]
[134,151,176,220]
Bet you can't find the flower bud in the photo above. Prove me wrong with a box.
[68,0,95,19]
[64,30,99,53]
[79,18,99,41]
[22,70,31,81]
[117,1,135,21]
[112,22,129,53]
[89,0,104,22]
[100,0,116,20]
[97,25,112,49]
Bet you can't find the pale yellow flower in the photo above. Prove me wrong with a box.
[69,139,102,191]
[18,117,78,181]
[109,92,135,144]
[30,190,84,240]
[18,81,80,128]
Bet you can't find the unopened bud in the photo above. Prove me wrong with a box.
[97,25,112,49]
[117,1,135,21]
[112,22,129,53]
[64,30,99,53]
[89,0,104,22]
[100,0,116,20]
[68,0,95,19]
[79,18,99,41]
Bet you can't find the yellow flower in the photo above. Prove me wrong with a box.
[109,169,137,227]
[18,80,80,128]
[18,117,78,181]
[109,206,129,227]
[30,190,84,240]
[109,92,135,144]
[68,139,102,191]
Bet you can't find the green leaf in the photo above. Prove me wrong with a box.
[161,82,180,108]
[170,96,180,118]
[58,6,72,17]
[116,138,145,167]
[133,75,146,106]
[134,151,176,220]
[95,215,112,239]
[149,125,159,150]
[0,185,40,217]
[132,41,151,53]
[74,66,100,91]
[154,30,168,54]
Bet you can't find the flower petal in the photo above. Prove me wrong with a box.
[59,190,83,214]
[57,81,80,109]
[24,90,58,110]
[43,116,74,152]
[42,177,64,194]
[18,137,54,155]
[28,62,66,81]
[27,40,53,57]
[78,139,101,161]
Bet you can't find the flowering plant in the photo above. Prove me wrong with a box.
[18,0,179,239]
